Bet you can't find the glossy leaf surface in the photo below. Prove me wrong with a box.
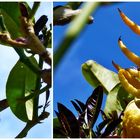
[6,56,38,122]
[57,103,80,138]
[86,86,103,128]
[0,2,24,38]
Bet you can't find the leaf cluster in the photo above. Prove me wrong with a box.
[0,2,52,138]
[54,86,122,138]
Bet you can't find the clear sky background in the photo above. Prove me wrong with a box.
[54,2,140,126]
[0,2,52,138]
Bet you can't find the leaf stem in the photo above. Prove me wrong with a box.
[14,48,41,75]
[0,15,7,32]
[21,85,50,102]
[28,2,40,21]
[54,2,100,69]
[16,112,49,138]
[0,99,8,112]
[33,56,43,119]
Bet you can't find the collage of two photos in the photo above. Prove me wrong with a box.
[1,1,140,138]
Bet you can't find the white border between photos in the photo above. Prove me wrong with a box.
[1,0,140,2]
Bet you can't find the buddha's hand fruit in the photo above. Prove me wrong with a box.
[123,99,140,138]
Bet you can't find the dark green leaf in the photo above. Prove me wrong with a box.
[78,111,86,128]
[71,100,83,114]
[75,99,86,112]
[53,117,67,138]
[96,119,111,136]
[82,60,120,93]
[57,103,80,138]
[0,2,21,38]
[100,118,122,138]
[0,2,31,38]
[34,15,48,36]
[86,86,103,128]
[6,56,38,122]
[100,109,108,120]
[55,110,70,137]
[0,2,30,38]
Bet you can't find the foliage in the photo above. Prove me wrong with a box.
[0,2,51,138]
[54,86,122,138]
[53,2,140,138]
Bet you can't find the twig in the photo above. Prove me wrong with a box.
[19,85,50,102]
[54,2,100,69]
[16,111,50,138]
[0,99,8,112]
[66,2,83,9]
[28,2,40,21]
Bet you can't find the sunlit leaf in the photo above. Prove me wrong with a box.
[82,60,120,93]
[6,56,38,122]
[104,84,133,117]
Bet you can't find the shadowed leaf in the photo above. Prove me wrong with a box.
[86,86,103,128]
[6,56,38,122]
[0,2,30,38]
[75,99,86,112]
[100,118,122,138]
[96,119,111,136]
[53,117,67,138]
[55,110,70,137]
[57,103,80,138]
[19,3,29,17]
[71,100,83,114]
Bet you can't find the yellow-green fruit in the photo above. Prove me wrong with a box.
[123,100,140,138]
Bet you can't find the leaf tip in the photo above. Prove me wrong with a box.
[117,8,122,13]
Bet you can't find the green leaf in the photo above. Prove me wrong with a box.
[104,84,133,117]
[0,2,30,38]
[117,85,134,109]
[82,60,120,93]
[53,117,67,138]
[6,56,38,122]
[0,2,22,38]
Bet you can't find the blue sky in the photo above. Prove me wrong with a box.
[0,2,52,138]
[54,2,140,125]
